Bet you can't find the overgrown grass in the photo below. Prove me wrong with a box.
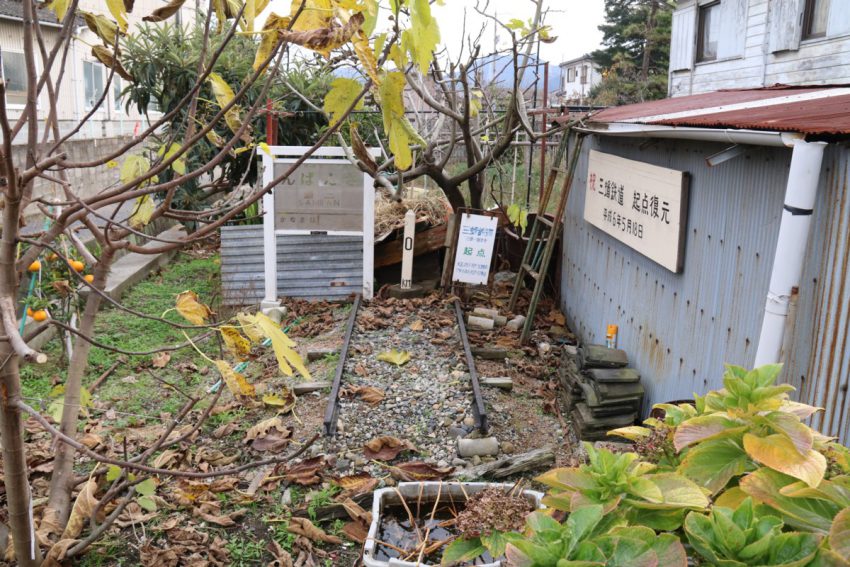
[21,253,222,421]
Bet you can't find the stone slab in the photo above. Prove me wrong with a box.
[573,402,636,430]
[594,381,645,401]
[471,346,508,359]
[293,381,331,395]
[387,283,426,299]
[579,344,629,369]
[585,367,641,383]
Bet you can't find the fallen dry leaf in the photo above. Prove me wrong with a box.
[341,520,369,543]
[262,387,296,412]
[211,421,238,439]
[376,349,411,366]
[331,473,379,498]
[363,436,418,460]
[409,319,424,331]
[62,479,100,539]
[388,461,454,482]
[340,385,385,406]
[193,501,245,526]
[151,351,171,368]
[288,517,343,544]
[283,456,326,486]
[267,540,294,567]
[244,416,292,452]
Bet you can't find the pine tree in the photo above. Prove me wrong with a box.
[590,0,673,105]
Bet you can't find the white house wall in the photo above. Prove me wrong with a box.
[669,0,850,96]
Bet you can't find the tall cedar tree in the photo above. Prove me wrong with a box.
[590,0,674,105]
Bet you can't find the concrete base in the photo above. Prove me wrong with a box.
[387,283,426,299]
[260,300,286,323]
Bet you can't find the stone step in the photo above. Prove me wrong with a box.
[578,344,629,369]
[572,402,636,430]
[593,380,645,401]
[585,367,640,383]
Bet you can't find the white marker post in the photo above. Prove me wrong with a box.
[400,210,415,289]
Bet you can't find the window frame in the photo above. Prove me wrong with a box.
[1,50,32,109]
[696,0,721,63]
[112,76,123,112]
[83,60,105,112]
[802,0,829,40]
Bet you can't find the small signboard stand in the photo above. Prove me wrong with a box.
[442,208,500,296]
[260,146,379,311]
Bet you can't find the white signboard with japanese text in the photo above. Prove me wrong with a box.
[584,150,689,273]
[452,213,498,285]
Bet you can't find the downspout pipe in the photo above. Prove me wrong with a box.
[754,139,827,366]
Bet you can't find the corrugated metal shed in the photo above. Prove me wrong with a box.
[563,86,850,137]
[786,144,850,443]
[560,136,792,413]
[220,226,362,305]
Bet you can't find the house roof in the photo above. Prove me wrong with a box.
[559,54,595,67]
[569,85,850,137]
[0,0,63,26]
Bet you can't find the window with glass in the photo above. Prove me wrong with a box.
[113,77,122,111]
[803,0,830,39]
[580,65,588,84]
[83,61,104,110]
[1,51,27,106]
[697,1,720,62]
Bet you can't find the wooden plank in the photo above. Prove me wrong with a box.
[454,446,555,480]
[374,223,447,268]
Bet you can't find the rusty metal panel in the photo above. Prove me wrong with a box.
[220,226,363,305]
[561,135,792,413]
[786,145,850,444]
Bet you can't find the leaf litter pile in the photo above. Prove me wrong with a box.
[5,257,577,566]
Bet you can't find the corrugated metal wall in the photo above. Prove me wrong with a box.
[787,144,850,444]
[220,226,363,305]
[561,135,793,410]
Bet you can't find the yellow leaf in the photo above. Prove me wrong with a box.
[262,389,296,412]
[253,13,290,71]
[175,290,213,325]
[61,479,99,539]
[92,45,133,81]
[323,77,364,126]
[143,0,188,21]
[214,360,256,397]
[379,71,413,170]
[46,0,71,21]
[106,0,128,30]
[82,12,119,46]
[106,160,119,168]
[289,0,333,32]
[129,194,155,229]
[353,30,380,86]
[279,11,364,58]
[404,0,439,73]
[251,312,311,379]
[236,312,264,342]
[743,433,827,488]
[258,142,271,155]
[159,142,187,175]
[119,154,150,185]
[376,349,411,366]
[207,72,248,139]
[220,326,251,358]
[469,89,483,118]
[244,0,256,32]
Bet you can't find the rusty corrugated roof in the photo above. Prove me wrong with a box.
[573,85,850,137]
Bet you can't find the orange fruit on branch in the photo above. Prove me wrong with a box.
[28,260,41,272]
[70,260,85,272]
[83,274,95,284]
[47,253,59,262]
[32,310,48,322]
[26,307,34,316]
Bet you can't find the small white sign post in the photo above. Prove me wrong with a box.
[452,213,498,286]
[400,210,415,289]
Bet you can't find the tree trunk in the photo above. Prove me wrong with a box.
[640,0,659,82]
[44,248,114,529]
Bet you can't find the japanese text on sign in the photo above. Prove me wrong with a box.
[583,150,689,273]
[452,214,498,285]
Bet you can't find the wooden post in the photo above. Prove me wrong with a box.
[400,210,415,289]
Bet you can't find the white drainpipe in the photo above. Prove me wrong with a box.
[754,139,827,366]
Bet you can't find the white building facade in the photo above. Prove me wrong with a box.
[669,0,850,96]
[558,54,601,105]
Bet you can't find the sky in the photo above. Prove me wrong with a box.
[262,0,607,67]
[431,0,606,64]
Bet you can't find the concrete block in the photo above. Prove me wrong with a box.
[457,437,500,457]
[480,377,513,390]
[579,344,629,369]
[466,315,494,331]
[293,381,331,395]
[387,283,426,299]
[506,315,526,330]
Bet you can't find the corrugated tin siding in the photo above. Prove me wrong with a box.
[220,225,363,305]
[787,144,850,444]
[561,136,793,411]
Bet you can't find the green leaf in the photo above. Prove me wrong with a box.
[323,77,364,127]
[136,495,157,512]
[673,414,747,451]
[647,472,710,509]
[743,433,826,488]
[830,507,850,559]
[652,533,688,567]
[566,505,604,550]
[740,468,840,533]
[481,531,507,558]
[135,478,157,497]
[106,465,122,482]
[678,438,752,493]
[441,537,485,565]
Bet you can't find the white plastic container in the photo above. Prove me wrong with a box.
[362,481,545,567]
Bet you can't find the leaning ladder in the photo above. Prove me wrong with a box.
[508,130,585,344]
